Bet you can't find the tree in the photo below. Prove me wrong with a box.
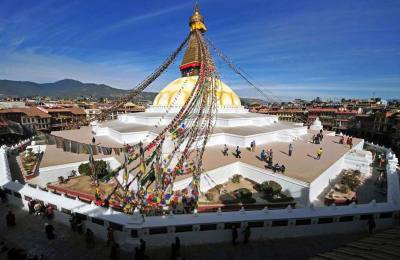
[260,181,282,198]
[78,160,109,180]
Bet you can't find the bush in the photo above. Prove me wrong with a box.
[231,174,242,183]
[341,172,361,191]
[78,160,109,179]
[260,181,282,198]
[205,192,214,201]
[219,193,240,204]
[233,188,252,201]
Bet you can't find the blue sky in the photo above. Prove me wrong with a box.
[0,0,399,100]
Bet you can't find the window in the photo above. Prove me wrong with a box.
[131,229,138,238]
[61,208,72,215]
[360,214,373,220]
[247,221,264,228]
[272,220,288,227]
[295,219,311,226]
[318,217,333,224]
[175,225,193,233]
[109,222,123,231]
[224,222,241,230]
[92,218,104,226]
[149,227,168,235]
[339,216,354,222]
[200,224,217,231]
[379,212,393,219]
[75,213,87,221]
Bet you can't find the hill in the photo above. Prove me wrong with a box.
[0,79,151,99]
[0,79,267,104]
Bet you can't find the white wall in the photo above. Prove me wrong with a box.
[95,124,307,148]
[308,140,365,203]
[34,157,121,187]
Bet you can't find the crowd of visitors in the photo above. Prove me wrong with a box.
[27,199,54,219]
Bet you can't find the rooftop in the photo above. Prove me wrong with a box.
[0,107,51,118]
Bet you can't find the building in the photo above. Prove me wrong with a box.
[0,101,26,109]
[254,107,307,123]
[0,107,51,131]
[39,106,86,130]
[0,118,25,145]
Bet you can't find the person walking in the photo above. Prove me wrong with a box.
[44,223,55,240]
[86,228,95,248]
[110,243,120,260]
[235,146,241,159]
[250,140,256,152]
[107,227,114,246]
[232,226,238,245]
[316,148,323,160]
[170,243,176,260]
[288,143,293,156]
[140,239,146,258]
[6,211,16,227]
[368,217,376,234]
[175,237,181,258]
[243,226,251,244]
[0,189,6,203]
[222,144,228,156]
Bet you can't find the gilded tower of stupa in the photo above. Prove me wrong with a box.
[152,3,242,109]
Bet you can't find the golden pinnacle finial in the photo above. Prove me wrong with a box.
[190,0,206,32]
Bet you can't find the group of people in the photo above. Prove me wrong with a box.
[312,130,324,144]
[28,199,54,219]
[339,135,353,149]
[260,148,273,163]
[223,145,245,158]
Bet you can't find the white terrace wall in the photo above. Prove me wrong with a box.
[0,147,12,184]
[35,157,121,187]
[95,121,307,147]
[173,162,309,205]
[308,140,364,203]
[1,145,399,248]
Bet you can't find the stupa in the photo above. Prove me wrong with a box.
[92,4,307,146]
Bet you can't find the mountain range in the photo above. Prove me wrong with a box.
[0,78,266,104]
[0,79,139,98]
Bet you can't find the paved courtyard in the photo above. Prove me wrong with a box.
[39,132,359,184]
[0,203,368,260]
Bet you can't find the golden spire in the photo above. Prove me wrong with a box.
[189,1,207,32]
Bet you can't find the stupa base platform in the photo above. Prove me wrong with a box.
[92,112,307,147]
